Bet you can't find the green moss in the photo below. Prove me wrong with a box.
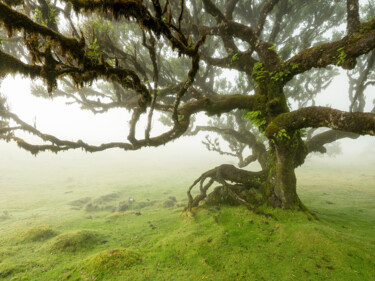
[0,263,24,279]
[80,248,140,271]
[265,122,279,137]
[20,226,56,242]
[47,230,100,252]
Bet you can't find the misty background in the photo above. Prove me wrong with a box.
[1,72,375,191]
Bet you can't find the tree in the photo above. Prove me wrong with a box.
[0,0,375,215]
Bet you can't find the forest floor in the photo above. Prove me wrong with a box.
[0,160,374,280]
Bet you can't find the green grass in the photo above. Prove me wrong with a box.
[0,161,374,280]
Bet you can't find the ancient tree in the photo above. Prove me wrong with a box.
[0,0,375,213]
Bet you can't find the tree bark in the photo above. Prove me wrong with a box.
[265,141,301,208]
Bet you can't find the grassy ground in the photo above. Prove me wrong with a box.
[0,160,374,280]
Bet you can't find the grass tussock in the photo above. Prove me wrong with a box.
[20,226,56,242]
[80,249,140,272]
[92,192,121,204]
[0,211,11,221]
[0,263,27,279]
[47,230,100,252]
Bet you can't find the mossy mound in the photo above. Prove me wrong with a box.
[162,199,175,208]
[175,202,186,208]
[0,248,14,259]
[48,230,100,252]
[84,202,101,212]
[134,200,156,209]
[20,226,56,242]
[0,264,15,279]
[106,212,125,220]
[0,211,11,221]
[118,201,129,212]
[80,249,140,273]
[167,196,177,202]
[92,192,120,204]
[0,263,26,279]
[68,197,92,208]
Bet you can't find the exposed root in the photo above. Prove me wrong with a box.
[298,199,320,221]
[186,164,275,219]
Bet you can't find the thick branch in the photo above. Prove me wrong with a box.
[66,0,202,57]
[255,0,279,36]
[285,17,375,75]
[202,50,256,72]
[349,51,375,112]
[306,130,359,154]
[0,3,85,61]
[224,0,239,20]
[189,125,258,148]
[181,94,266,117]
[0,92,266,155]
[0,50,41,78]
[265,106,375,137]
[347,0,361,34]
[200,0,280,67]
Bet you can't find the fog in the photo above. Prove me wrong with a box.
[1,74,374,192]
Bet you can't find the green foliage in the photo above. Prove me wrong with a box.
[91,18,113,34]
[274,128,291,140]
[267,42,276,52]
[87,38,100,60]
[178,114,185,122]
[106,58,115,66]
[270,70,291,82]
[289,62,299,70]
[242,110,267,127]
[32,9,43,23]
[252,62,266,80]
[32,3,57,26]
[251,62,292,83]
[48,7,56,25]
[230,52,239,63]
[336,47,347,65]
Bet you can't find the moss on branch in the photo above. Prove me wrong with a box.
[265,106,375,137]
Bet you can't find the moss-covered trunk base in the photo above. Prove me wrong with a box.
[186,163,314,218]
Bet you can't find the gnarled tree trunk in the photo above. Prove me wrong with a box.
[187,139,307,213]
